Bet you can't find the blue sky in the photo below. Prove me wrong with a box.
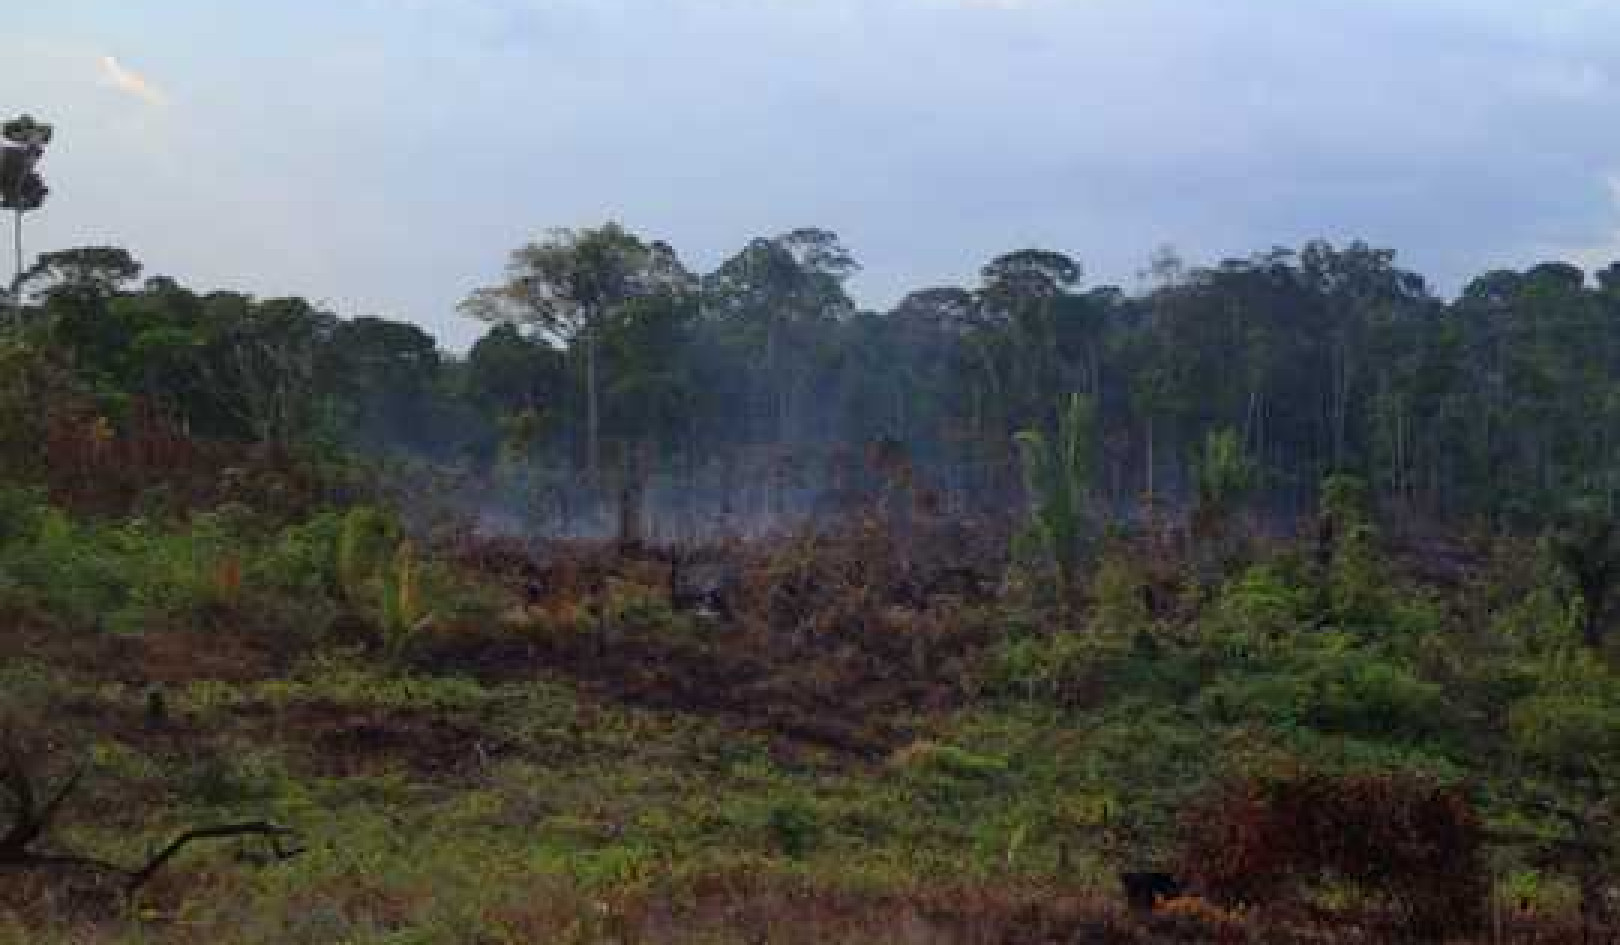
[10,0,1620,348]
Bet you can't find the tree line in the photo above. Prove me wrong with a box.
[7,221,1620,532]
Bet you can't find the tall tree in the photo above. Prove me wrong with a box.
[975,249,1084,435]
[0,115,52,323]
[202,296,336,446]
[705,228,858,444]
[463,223,691,484]
[21,246,142,304]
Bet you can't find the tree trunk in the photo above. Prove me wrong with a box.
[10,209,21,325]
[617,444,646,551]
[585,308,601,487]
[1144,413,1155,509]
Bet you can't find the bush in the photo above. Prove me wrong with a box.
[1203,563,1313,655]
[765,801,820,859]
[993,630,1131,707]
[889,740,1010,815]
[1178,769,1487,938]
[336,505,401,605]
[1509,656,1620,782]
[1197,633,1447,743]
[1090,551,1152,639]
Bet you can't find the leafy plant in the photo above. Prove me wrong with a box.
[1014,393,1095,619]
[336,505,400,605]
[379,539,434,662]
[1190,427,1256,542]
[1548,497,1619,649]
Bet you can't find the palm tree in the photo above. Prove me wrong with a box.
[0,115,53,323]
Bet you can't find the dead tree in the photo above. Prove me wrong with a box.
[1,740,302,897]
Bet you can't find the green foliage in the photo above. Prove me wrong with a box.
[765,801,820,859]
[1014,393,1095,614]
[379,539,432,661]
[1509,649,1620,782]
[1317,474,1389,626]
[1548,497,1620,648]
[1321,472,1371,526]
[336,505,400,605]
[1191,427,1256,536]
[256,510,343,593]
[1198,622,1451,750]
[891,741,1009,783]
[0,500,251,632]
[0,490,357,641]
[1089,550,1153,639]
[1204,563,1315,652]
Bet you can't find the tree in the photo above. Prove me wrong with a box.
[322,317,443,451]
[201,296,336,446]
[979,249,1081,316]
[1299,240,1429,472]
[0,115,53,323]
[705,228,858,444]
[1551,498,1620,649]
[466,323,566,413]
[599,291,701,451]
[463,223,691,484]
[972,249,1084,446]
[19,246,142,303]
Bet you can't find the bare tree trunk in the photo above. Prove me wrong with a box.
[1144,413,1155,508]
[617,442,647,551]
[585,307,600,487]
[10,209,21,326]
[768,319,788,445]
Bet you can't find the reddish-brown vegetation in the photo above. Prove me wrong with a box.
[1178,770,1489,938]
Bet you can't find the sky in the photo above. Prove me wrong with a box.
[9,0,1620,349]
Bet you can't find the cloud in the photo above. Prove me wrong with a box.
[98,55,166,107]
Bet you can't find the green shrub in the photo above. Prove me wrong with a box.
[1204,563,1313,654]
[1090,551,1151,639]
[336,505,401,605]
[256,511,342,593]
[380,540,433,661]
[1509,651,1620,780]
[891,741,1009,782]
[766,801,820,859]
[1014,394,1096,617]
[1198,633,1447,743]
[994,630,1129,706]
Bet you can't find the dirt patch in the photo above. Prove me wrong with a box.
[0,617,132,684]
[428,519,1005,760]
[134,628,284,685]
[426,613,978,761]
[273,702,513,779]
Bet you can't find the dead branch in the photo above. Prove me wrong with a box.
[0,739,82,860]
[125,822,302,893]
[1,741,302,896]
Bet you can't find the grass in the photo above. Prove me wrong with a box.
[0,504,1615,941]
